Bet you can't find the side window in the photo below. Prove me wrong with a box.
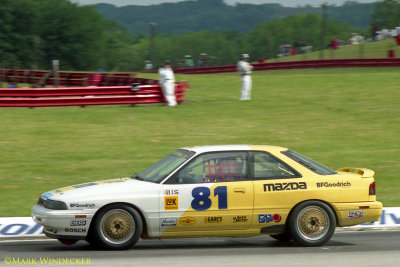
[168,152,248,184]
[251,152,300,180]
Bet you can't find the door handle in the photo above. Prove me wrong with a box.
[234,188,245,194]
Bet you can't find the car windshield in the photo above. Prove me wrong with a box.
[134,149,195,183]
[281,150,336,175]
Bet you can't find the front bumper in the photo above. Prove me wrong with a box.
[32,204,97,240]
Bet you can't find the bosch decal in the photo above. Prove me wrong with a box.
[204,217,223,223]
[64,228,86,233]
[258,214,281,223]
[164,196,178,210]
[263,182,307,192]
[316,181,351,188]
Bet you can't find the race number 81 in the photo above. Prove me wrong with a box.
[191,186,227,211]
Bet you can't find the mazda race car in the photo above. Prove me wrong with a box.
[32,145,382,249]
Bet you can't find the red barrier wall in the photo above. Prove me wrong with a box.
[0,82,188,107]
[171,58,400,74]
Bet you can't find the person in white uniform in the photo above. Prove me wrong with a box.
[159,60,177,107]
[237,54,253,100]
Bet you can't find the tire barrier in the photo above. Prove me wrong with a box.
[0,83,188,107]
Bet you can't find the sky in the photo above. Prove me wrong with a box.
[70,0,378,7]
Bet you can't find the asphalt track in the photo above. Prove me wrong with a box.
[1,231,399,267]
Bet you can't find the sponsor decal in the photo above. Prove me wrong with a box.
[64,228,86,233]
[165,189,179,196]
[316,181,351,188]
[232,216,248,223]
[348,210,364,219]
[179,217,196,225]
[204,216,223,223]
[70,220,87,227]
[69,203,95,208]
[258,214,281,223]
[164,196,178,210]
[161,218,177,226]
[263,182,307,192]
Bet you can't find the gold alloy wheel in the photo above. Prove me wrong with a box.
[100,209,135,245]
[296,206,330,241]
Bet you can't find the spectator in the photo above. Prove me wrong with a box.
[144,61,153,70]
[236,54,253,101]
[372,22,379,41]
[158,60,177,107]
[184,55,194,67]
[198,53,207,66]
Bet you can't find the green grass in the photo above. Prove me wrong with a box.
[0,67,399,216]
[269,38,400,62]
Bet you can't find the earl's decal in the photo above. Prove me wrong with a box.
[164,196,178,210]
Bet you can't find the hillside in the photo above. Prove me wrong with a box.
[94,0,376,34]
[266,38,400,62]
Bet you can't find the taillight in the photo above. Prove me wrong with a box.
[369,182,376,195]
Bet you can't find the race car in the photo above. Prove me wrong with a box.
[32,145,382,249]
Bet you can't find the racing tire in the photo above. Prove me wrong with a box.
[288,201,336,247]
[92,204,143,250]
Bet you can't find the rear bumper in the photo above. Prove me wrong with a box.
[332,201,383,227]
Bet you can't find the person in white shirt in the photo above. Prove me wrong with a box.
[237,54,253,100]
[159,60,177,107]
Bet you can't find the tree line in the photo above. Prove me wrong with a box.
[96,0,375,34]
[0,0,398,72]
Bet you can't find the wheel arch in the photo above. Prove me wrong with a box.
[287,199,339,226]
[88,202,149,239]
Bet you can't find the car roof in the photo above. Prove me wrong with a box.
[181,144,288,154]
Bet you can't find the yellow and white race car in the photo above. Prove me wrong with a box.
[32,145,382,249]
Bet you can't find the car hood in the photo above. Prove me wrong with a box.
[41,177,157,203]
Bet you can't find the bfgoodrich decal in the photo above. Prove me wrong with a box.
[316,181,351,188]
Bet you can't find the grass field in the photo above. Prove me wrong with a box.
[0,67,399,216]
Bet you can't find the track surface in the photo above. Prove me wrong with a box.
[1,231,399,266]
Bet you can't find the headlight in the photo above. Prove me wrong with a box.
[44,199,68,210]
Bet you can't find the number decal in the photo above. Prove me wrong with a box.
[191,186,227,211]
[214,186,228,209]
[191,187,212,211]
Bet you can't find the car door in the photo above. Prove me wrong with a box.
[159,151,253,236]
[250,151,304,229]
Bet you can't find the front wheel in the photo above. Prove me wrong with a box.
[92,204,143,250]
[288,201,336,247]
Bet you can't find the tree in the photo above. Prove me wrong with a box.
[372,0,400,29]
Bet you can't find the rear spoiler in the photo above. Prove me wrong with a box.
[336,167,375,178]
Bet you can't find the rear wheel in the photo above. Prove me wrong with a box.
[288,201,336,247]
[92,204,143,250]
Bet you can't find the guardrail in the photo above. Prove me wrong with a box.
[0,82,188,107]
[171,58,400,74]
